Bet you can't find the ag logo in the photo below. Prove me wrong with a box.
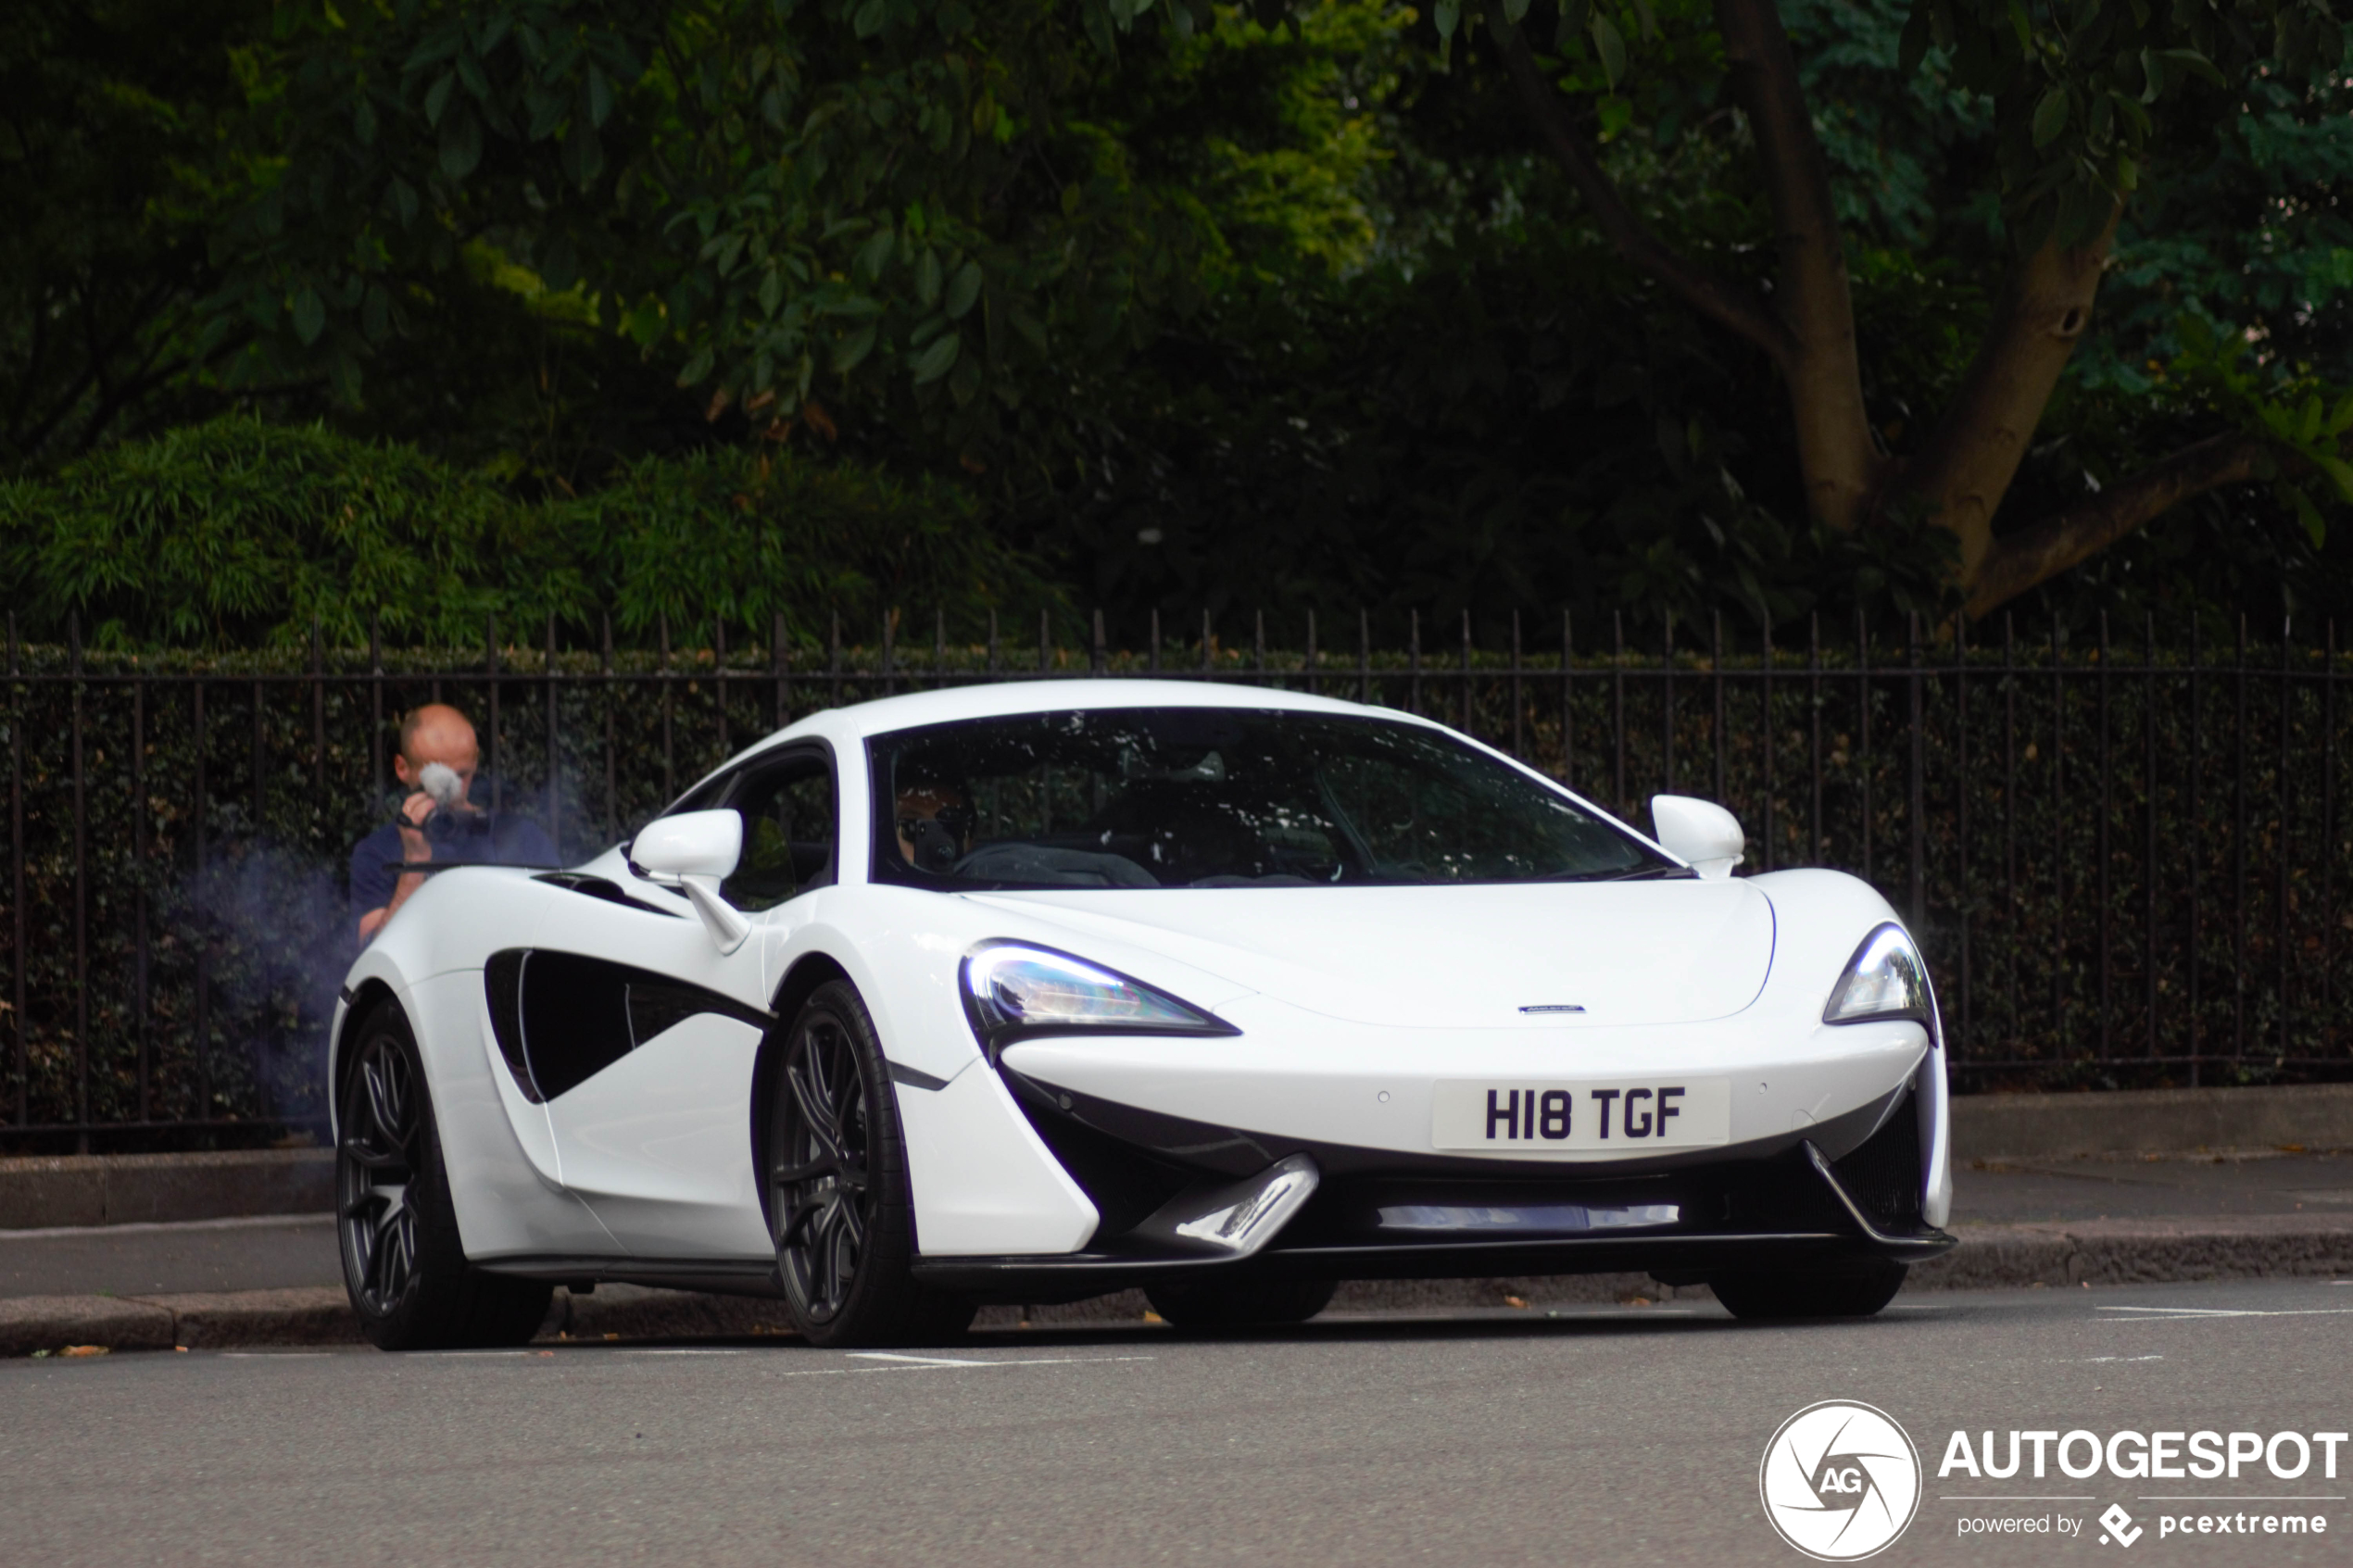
[1759,1400,1923,1561]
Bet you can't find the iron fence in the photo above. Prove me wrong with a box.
[4,606,2347,1151]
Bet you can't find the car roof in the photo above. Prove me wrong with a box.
[747,678,1431,757]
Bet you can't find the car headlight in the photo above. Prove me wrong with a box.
[961,942,1236,1058]
[1822,924,1935,1027]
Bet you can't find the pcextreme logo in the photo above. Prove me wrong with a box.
[1760,1400,1925,1561]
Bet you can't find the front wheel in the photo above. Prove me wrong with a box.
[337,1002,551,1349]
[767,980,975,1348]
[1708,1259,1907,1321]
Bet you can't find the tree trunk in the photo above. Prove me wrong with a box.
[1713,0,1881,532]
[1899,209,2123,588]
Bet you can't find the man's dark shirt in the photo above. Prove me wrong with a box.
[349,814,560,930]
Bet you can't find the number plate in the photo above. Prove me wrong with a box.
[1430,1078,1731,1152]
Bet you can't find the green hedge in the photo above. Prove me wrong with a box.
[0,417,1063,649]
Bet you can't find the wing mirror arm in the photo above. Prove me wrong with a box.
[665,873,752,954]
[628,810,752,953]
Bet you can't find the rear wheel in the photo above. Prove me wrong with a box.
[337,1002,552,1350]
[1708,1259,1907,1321]
[767,980,975,1348]
[1144,1276,1336,1330]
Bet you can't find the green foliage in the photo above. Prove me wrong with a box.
[9,0,2351,650]
[1895,0,2342,252]
[0,417,1061,647]
[195,0,1229,454]
[0,0,266,469]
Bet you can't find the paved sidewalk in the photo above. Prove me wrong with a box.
[0,1215,339,1299]
[1952,1148,2353,1222]
[3,1149,2348,1352]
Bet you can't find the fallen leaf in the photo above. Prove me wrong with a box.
[1504,1295,1529,1309]
[1140,1310,1165,1324]
[60,1345,109,1358]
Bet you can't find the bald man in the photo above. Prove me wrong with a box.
[350,704,557,944]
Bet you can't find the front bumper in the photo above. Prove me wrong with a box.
[909,1070,1955,1299]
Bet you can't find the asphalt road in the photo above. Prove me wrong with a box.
[6,1279,2349,1567]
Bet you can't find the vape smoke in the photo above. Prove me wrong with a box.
[418,761,465,809]
[183,841,356,1125]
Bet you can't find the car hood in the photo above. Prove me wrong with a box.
[962,880,1776,1029]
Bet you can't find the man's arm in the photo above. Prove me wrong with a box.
[357,797,434,944]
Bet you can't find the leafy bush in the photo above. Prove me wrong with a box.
[0,417,1063,648]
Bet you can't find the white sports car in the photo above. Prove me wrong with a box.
[332,680,1955,1348]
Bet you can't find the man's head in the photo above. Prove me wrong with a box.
[894,767,971,871]
[394,704,480,803]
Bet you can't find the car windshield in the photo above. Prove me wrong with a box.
[866,707,1673,890]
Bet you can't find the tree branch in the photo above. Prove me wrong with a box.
[1484,8,1795,366]
[1963,430,2269,618]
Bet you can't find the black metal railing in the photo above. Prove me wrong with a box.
[4,606,2347,1150]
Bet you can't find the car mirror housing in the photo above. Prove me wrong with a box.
[1648,795,1744,880]
[629,809,750,953]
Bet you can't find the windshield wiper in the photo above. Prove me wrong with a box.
[1537,863,1698,883]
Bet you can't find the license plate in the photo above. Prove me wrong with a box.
[1430,1078,1731,1152]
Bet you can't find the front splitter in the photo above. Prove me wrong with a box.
[910,1223,1954,1298]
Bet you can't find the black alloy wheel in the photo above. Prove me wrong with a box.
[339,1027,422,1319]
[767,980,974,1347]
[774,1002,874,1326]
[334,1001,552,1349]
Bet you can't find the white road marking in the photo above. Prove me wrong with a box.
[2139,1497,2347,1502]
[2082,1354,2165,1362]
[757,1353,1156,1380]
[1939,1497,2094,1502]
[2098,1305,2353,1321]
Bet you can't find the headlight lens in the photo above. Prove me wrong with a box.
[1823,924,1934,1026]
[961,943,1233,1055]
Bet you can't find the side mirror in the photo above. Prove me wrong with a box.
[629,809,750,952]
[1649,795,1745,881]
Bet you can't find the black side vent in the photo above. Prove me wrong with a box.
[519,951,639,1100]
[485,949,776,1104]
[1831,1094,1925,1234]
[484,950,540,1103]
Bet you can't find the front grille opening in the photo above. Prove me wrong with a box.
[1832,1093,1925,1234]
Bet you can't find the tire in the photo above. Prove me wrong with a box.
[768,979,975,1348]
[337,1001,553,1350]
[1144,1275,1336,1330]
[1708,1259,1907,1321]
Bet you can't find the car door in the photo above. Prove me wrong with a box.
[525,746,837,1259]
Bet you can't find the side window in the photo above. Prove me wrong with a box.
[723,754,836,910]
